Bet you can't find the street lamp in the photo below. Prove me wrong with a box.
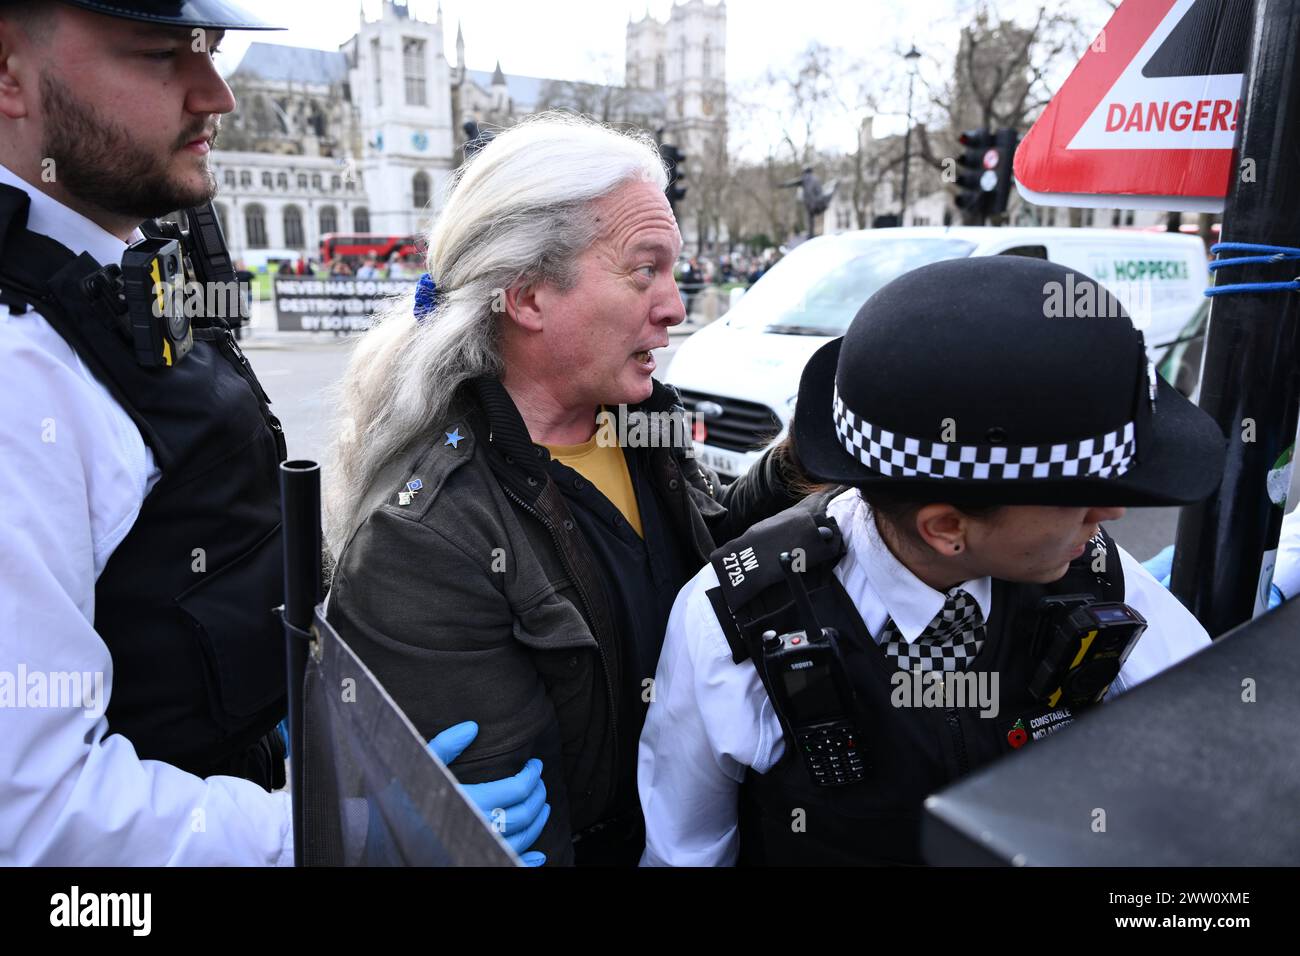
[899,44,922,223]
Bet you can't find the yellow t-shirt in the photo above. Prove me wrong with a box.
[544,432,644,538]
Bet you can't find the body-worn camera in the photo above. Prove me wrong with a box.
[761,552,868,787]
[121,236,191,367]
[1029,595,1147,710]
[81,202,240,368]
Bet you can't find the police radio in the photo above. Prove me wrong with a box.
[82,202,241,368]
[761,552,868,787]
[1029,595,1147,710]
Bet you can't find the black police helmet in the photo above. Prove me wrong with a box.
[791,256,1227,507]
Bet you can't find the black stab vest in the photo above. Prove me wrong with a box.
[0,184,288,785]
[707,492,1124,866]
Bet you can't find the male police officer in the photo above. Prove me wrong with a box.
[0,0,549,868]
[638,257,1229,865]
[0,0,297,865]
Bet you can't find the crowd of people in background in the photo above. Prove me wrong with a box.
[263,252,426,280]
[673,248,784,314]
[675,248,783,290]
[352,252,424,279]
[250,249,782,297]
[243,246,790,329]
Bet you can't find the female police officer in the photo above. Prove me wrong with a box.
[637,255,1228,866]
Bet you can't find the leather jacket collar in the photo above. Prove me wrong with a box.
[468,375,686,496]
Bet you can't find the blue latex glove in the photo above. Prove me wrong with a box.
[1143,544,1285,608]
[1142,545,1176,587]
[427,721,549,866]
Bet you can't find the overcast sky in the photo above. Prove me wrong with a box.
[216,0,1112,156]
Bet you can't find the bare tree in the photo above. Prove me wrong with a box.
[728,152,803,250]
[837,121,921,229]
[719,2,1135,235]
[760,41,854,165]
[534,78,661,131]
[684,130,733,255]
[900,2,1113,223]
[721,44,862,244]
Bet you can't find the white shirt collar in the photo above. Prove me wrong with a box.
[830,489,993,643]
[0,162,143,267]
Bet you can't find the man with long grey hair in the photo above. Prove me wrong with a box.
[324,112,801,865]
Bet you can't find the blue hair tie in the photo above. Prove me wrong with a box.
[414,273,438,322]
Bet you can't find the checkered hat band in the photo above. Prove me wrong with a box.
[833,386,1137,481]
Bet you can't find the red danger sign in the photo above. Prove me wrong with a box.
[1015,0,1251,211]
[1104,98,1238,134]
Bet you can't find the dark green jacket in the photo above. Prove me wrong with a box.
[326,376,798,865]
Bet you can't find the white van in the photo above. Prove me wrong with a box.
[666,227,1209,480]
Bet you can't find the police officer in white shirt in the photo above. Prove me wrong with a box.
[1,0,554,869]
[638,256,1229,866]
[0,0,295,865]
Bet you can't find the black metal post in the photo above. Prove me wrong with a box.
[280,460,322,867]
[1171,0,1300,636]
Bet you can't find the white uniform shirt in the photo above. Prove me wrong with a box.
[638,488,1213,867]
[0,164,292,865]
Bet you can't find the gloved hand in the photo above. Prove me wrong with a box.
[1143,544,1284,608]
[427,720,549,866]
[1142,545,1176,587]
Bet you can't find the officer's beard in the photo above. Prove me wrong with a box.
[39,70,219,220]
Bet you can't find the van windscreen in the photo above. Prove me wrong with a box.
[728,238,977,336]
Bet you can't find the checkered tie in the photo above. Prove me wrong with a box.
[878,588,987,672]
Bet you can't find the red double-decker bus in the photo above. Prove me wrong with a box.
[320,233,424,263]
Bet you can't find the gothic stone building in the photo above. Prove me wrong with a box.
[211,0,728,264]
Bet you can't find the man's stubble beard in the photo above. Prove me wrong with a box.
[39,70,219,220]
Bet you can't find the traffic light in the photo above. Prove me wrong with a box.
[955,128,996,222]
[659,142,687,214]
[989,127,1020,217]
